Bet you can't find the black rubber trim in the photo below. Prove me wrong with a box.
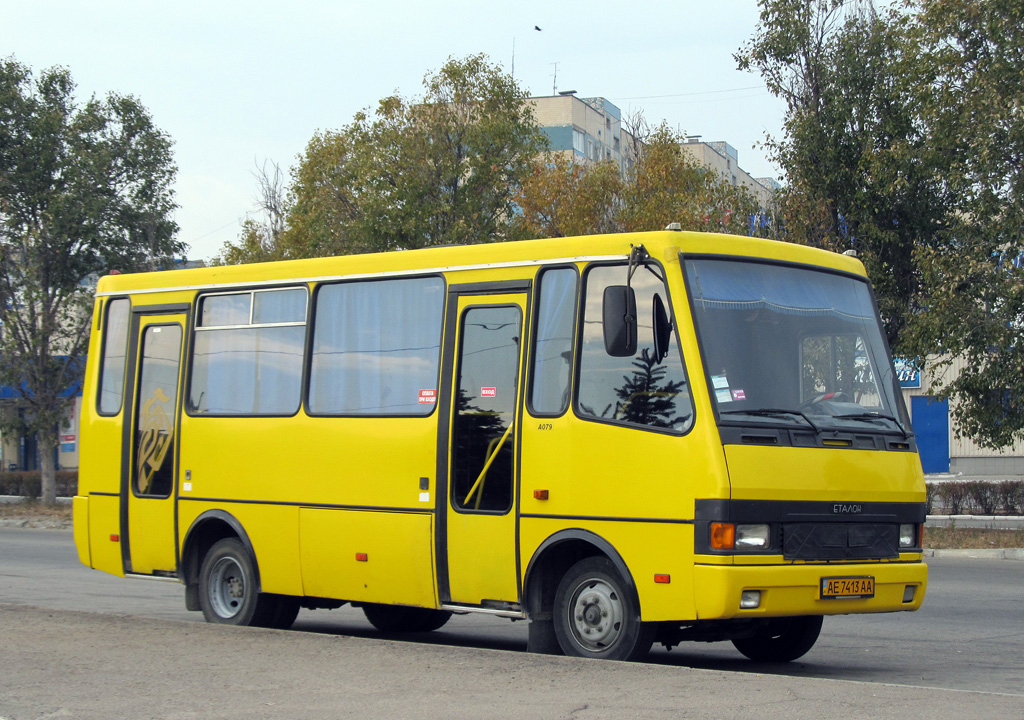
[693,498,927,556]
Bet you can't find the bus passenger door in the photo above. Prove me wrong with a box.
[122,312,186,576]
[438,291,528,608]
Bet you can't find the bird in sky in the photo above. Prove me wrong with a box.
[535,25,542,31]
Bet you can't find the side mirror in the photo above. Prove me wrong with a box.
[603,285,637,357]
[652,293,672,363]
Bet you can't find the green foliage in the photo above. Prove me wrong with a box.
[901,0,1024,449]
[737,1,947,350]
[740,0,1024,448]
[0,57,181,503]
[218,54,547,262]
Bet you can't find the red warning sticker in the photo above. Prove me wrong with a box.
[481,387,497,398]
[418,389,437,404]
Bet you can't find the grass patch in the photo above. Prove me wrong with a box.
[924,526,1024,549]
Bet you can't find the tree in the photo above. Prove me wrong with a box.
[513,123,761,240]
[736,0,947,349]
[0,58,182,503]
[213,160,288,265]
[218,54,547,261]
[512,155,623,239]
[901,0,1024,448]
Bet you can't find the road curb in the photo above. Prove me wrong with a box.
[923,548,1024,560]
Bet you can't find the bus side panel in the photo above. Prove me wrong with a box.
[520,518,698,623]
[178,500,302,595]
[72,496,91,567]
[298,508,436,607]
[86,493,125,577]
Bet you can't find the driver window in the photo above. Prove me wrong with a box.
[576,264,693,432]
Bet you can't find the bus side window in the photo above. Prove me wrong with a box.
[576,265,693,432]
[529,268,577,416]
[97,298,131,415]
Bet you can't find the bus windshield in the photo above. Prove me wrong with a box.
[685,258,909,435]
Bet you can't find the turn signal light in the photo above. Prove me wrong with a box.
[355,553,368,562]
[710,522,736,550]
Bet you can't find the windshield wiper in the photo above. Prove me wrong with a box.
[719,408,822,434]
[834,412,909,439]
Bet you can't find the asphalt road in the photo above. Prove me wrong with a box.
[2,528,1022,717]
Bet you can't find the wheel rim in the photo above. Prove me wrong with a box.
[567,577,625,652]
[208,556,247,619]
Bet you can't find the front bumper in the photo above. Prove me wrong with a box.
[693,558,928,619]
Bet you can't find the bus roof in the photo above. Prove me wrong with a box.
[95,230,867,296]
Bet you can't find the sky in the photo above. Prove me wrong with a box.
[2,0,788,261]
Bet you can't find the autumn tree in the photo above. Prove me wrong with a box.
[0,58,181,503]
[514,124,761,240]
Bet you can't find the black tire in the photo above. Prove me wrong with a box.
[553,557,654,661]
[731,615,823,662]
[362,603,452,633]
[198,538,276,626]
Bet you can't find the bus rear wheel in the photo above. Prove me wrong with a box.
[198,538,276,626]
[553,557,654,661]
[362,603,453,633]
[731,615,823,662]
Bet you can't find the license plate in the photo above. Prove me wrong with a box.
[821,576,875,599]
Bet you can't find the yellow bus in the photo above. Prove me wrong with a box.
[73,229,927,662]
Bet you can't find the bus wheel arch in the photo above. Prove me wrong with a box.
[523,530,647,658]
[182,510,261,610]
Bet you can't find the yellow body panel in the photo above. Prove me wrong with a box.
[177,500,303,594]
[85,493,124,577]
[725,445,926,503]
[520,517,697,622]
[72,496,91,568]
[298,509,435,606]
[693,561,927,619]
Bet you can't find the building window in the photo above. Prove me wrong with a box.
[309,276,444,415]
[189,287,307,415]
[573,129,586,155]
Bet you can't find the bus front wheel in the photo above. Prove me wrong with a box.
[731,615,823,662]
[198,537,276,627]
[553,557,654,661]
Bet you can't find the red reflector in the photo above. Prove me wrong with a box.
[355,553,368,562]
[533,489,549,500]
[109,534,120,542]
[654,574,671,584]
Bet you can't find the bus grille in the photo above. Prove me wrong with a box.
[782,523,899,561]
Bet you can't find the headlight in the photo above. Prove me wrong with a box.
[899,523,918,548]
[710,522,772,550]
[736,524,771,549]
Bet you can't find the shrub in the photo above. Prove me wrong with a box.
[997,480,1024,516]
[963,480,1000,514]
[0,471,78,498]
